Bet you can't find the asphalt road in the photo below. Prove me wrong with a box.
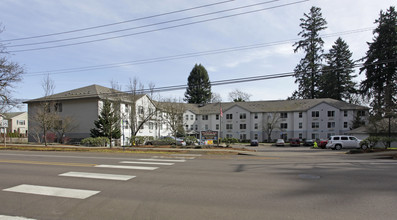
[0,148,396,220]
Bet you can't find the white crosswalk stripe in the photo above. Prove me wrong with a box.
[3,184,100,199]
[119,161,174,166]
[139,158,186,162]
[95,164,158,170]
[59,172,135,181]
[0,215,36,220]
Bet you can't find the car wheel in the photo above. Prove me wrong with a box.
[335,144,342,150]
[361,144,368,150]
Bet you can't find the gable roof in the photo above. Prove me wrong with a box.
[188,98,368,115]
[3,112,26,119]
[24,84,144,103]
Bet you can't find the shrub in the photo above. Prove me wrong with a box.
[184,136,197,145]
[220,137,239,146]
[379,136,396,149]
[81,137,110,147]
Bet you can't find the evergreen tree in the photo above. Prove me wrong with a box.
[320,37,357,101]
[90,99,121,147]
[360,6,397,117]
[184,64,212,104]
[292,6,327,99]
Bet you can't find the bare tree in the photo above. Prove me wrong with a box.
[126,77,158,143]
[210,92,222,103]
[0,27,24,113]
[53,116,78,144]
[160,98,186,140]
[30,75,57,146]
[263,112,281,142]
[228,89,252,102]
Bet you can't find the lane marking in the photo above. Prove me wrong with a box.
[152,156,195,160]
[119,161,174,166]
[0,215,36,220]
[3,184,100,199]
[139,159,186,163]
[171,154,201,157]
[59,172,135,181]
[95,164,158,170]
[0,152,140,161]
[0,159,95,167]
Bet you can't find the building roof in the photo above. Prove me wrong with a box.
[187,98,368,115]
[24,84,144,103]
[3,112,26,119]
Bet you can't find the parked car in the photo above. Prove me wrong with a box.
[146,136,186,146]
[303,139,314,146]
[250,139,259,146]
[276,139,285,146]
[289,138,301,147]
[319,139,328,149]
[326,135,361,150]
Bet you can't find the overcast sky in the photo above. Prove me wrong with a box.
[1,0,395,109]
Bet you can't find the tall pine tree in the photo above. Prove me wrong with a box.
[320,37,357,101]
[292,6,327,99]
[90,99,121,147]
[184,64,212,104]
[360,6,397,117]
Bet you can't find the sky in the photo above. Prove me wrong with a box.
[0,0,395,111]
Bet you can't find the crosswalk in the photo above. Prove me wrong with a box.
[1,154,199,219]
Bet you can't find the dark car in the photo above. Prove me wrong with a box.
[303,139,314,146]
[250,140,259,146]
[289,138,301,147]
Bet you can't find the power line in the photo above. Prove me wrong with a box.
[8,0,281,47]
[24,27,374,76]
[9,0,309,53]
[0,0,236,42]
[22,58,397,102]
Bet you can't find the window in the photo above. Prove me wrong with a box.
[123,120,129,129]
[312,133,319,140]
[138,106,144,115]
[327,111,335,117]
[280,123,288,129]
[344,111,348,117]
[190,115,194,120]
[240,134,247,140]
[205,124,209,130]
[254,123,258,129]
[299,112,303,118]
[299,133,303,139]
[149,122,154,130]
[185,115,189,121]
[226,124,233,130]
[216,124,219,130]
[185,125,189,130]
[139,121,144,129]
[195,125,198,130]
[312,111,319,117]
[202,115,208,120]
[125,104,129,113]
[240,113,246,119]
[240,124,247,129]
[357,110,366,116]
[190,125,194,130]
[226,134,233,138]
[216,114,219,120]
[254,113,258,119]
[17,120,25,125]
[344,122,348,128]
[341,136,348,140]
[312,122,319,128]
[54,102,62,112]
[299,122,302,129]
[327,122,335,128]
[280,112,288,118]
[226,114,233,119]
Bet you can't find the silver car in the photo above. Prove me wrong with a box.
[326,135,361,150]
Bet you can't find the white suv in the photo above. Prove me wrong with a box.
[326,135,361,150]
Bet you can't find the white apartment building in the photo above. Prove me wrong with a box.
[181,99,369,141]
[25,84,369,145]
